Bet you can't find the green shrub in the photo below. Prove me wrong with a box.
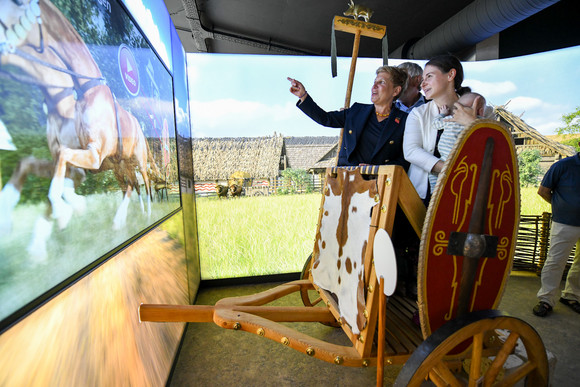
[518,149,542,187]
[277,168,313,194]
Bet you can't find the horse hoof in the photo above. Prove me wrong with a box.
[27,217,52,263]
[63,194,87,214]
[54,203,73,230]
[63,188,86,213]
[112,219,125,231]
[28,245,48,264]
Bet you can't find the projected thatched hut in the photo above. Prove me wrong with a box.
[283,136,339,191]
[192,134,285,195]
[192,135,343,195]
[284,136,338,173]
[495,106,576,171]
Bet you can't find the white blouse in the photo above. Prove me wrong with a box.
[403,101,441,199]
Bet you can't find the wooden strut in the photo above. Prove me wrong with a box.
[138,165,426,371]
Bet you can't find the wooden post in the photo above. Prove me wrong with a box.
[345,29,361,109]
[331,16,386,166]
[336,29,361,168]
[537,211,551,275]
[377,278,386,387]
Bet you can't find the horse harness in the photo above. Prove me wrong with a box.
[1,0,125,160]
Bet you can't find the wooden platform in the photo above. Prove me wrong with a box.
[384,294,422,358]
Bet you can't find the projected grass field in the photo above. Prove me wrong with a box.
[196,187,550,279]
[196,193,320,279]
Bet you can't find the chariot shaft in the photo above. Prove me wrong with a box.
[139,304,336,323]
[139,304,214,322]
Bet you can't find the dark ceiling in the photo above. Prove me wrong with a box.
[163,0,580,61]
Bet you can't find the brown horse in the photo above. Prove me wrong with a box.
[0,0,160,260]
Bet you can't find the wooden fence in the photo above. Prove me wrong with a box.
[194,175,325,197]
[514,212,577,276]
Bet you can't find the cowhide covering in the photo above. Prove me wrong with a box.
[311,169,378,334]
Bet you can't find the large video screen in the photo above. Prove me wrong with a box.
[0,214,188,386]
[0,0,180,329]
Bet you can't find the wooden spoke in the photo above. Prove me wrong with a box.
[394,310,549,387]
[498,361,536,386]
[468,332,484,386]
[483,331,520,386]
[428,369,447,387]
[433,361,462,387]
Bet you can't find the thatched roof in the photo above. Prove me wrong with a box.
[546,133,580,144]
[312,145,338,170]
[284,136,338,171]
[495,106,576,158]
[192,135,284,180]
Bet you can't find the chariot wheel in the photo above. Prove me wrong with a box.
[394,310,549,386]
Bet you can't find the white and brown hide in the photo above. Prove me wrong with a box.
[311,169,378,334]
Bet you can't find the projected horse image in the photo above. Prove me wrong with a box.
[0,0,161,260]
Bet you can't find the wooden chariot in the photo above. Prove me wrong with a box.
[139,120,550,386]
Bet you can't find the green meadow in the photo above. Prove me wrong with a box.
[196,186,552,279]
[519,186,551,215]
[195,194,321,279]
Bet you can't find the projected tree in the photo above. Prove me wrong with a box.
[557,107,580,151]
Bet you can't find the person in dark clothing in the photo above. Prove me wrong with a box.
[288,65,409,169]
[533,143,580,317]
[289,66,416,298]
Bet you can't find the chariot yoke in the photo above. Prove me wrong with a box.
[139,15,549,386]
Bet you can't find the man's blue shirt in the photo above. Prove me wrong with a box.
[541,153,580,226]
[395,94,426,113]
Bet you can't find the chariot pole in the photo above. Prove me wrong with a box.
[330,16,388,166]
[331,16,388,385]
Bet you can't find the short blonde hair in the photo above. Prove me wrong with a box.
[376,66,408,98]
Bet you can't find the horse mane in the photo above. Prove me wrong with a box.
[40,0,102,79]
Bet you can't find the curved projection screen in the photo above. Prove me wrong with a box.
[187,46,580,279]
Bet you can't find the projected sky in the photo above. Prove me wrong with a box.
[187,45,580,138]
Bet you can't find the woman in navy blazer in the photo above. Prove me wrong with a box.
[288,66,409,169]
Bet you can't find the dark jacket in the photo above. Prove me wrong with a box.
[297,95,408,168]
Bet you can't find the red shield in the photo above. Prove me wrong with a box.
[418,121,520,340]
